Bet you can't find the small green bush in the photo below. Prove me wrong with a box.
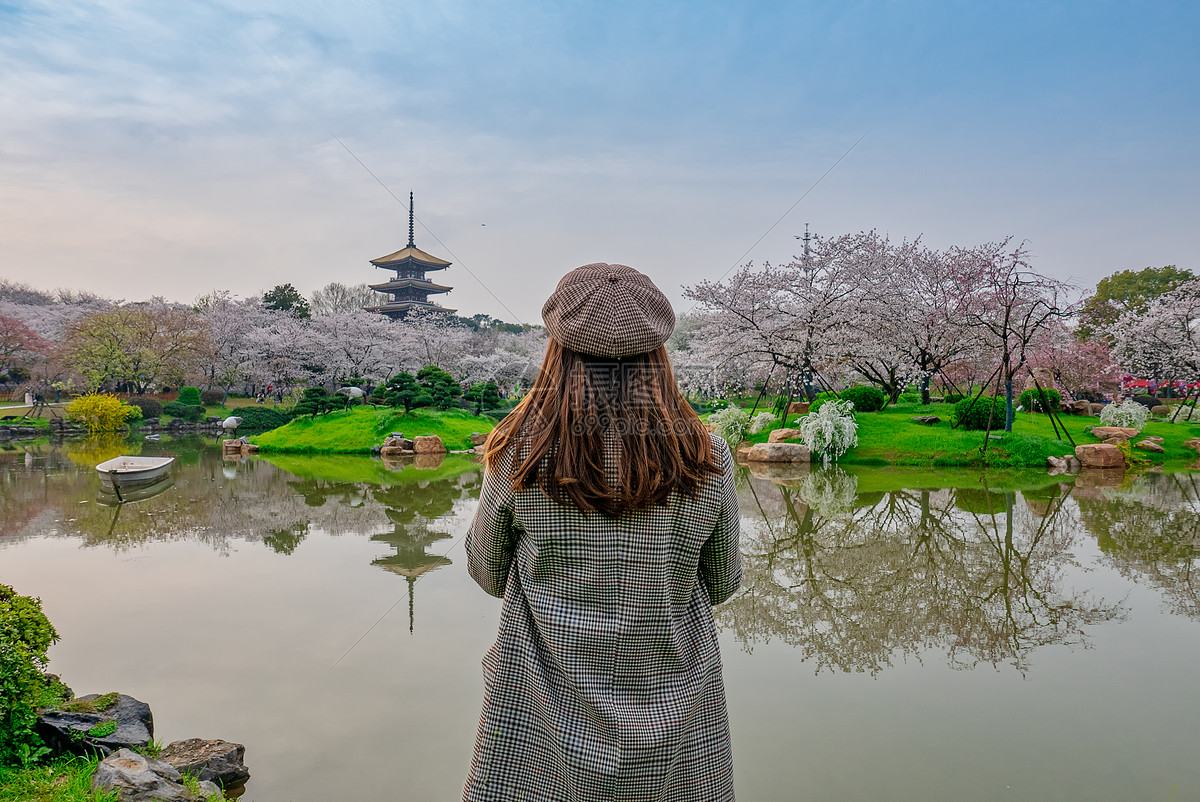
[126,397,162,419]
[1017,387,1062,413]
[0,585,60,766]
[235,406,290,431]
[163,401,204,422]
[177,387,201,405]
[953,395,1003,430]
[839,385,886,413]
[943,393,965,404]
[200,389,225,406]
[898,393,920,404]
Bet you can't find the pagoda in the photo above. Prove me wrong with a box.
[364,193,456,318]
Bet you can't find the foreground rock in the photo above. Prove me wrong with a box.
[786,401,811,416]
[745,442,810,463]
[1134,440,1165,453]
[159,738,250,791]
[1046,455,1081,474]
[37,693,153,757]
[92,748,221,802]
[469,432,489,446]
[911,415,941,425]
[1090,426,1139,440]
[1075,443,1125,469]
[413,435,446,454]
[767,427,801,443]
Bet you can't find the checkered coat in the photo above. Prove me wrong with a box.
[464,433,741,802]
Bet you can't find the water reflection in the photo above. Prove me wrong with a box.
[720,466,1126,674]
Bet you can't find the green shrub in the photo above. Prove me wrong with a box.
[953,395,1003,430]
[898,393,920,403]
[1017,387,1062,413]
[235,407,290,431]
[943,393,965,404]
[838,385,886,413]
[163,401,204,422]
[126,397,162,419]
[0,585,60,766]
[200,389,225,406]
[417,366,462,410]
[177,387,201,405]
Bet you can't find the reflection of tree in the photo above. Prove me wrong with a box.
[1076,472,1200,620]
[719,471,1123,674]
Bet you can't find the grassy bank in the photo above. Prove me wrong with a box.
[0,756,115,802]
[740,402,1200,469]
[252,406,494,454]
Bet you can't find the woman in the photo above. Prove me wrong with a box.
[464,263,742,802]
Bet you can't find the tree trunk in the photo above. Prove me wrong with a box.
[920,374,931,405]
[1005,380,1015,432]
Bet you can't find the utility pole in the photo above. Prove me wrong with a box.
[794,223,812,263]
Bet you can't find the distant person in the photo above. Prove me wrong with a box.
[464,263,741,801]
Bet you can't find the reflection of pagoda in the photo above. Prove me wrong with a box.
[370,519,452,633]
[364,193,456,318]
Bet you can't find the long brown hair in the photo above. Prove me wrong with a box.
[485,340,721,516]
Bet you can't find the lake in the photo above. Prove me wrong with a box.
[2,439,1198,800]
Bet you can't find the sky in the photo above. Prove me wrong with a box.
[1,0,1197,323]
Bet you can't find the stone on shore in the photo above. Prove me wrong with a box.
[159,738,250,791]
[1091,426,1139,440]
[1134,440,1165,453]
[37,693,153,757]
[469,432,489,446]
[767,427,802,443]
[413,435,446,454]
[92,748,220,802]
[746,442,810,463]
[1075,443,1125,469]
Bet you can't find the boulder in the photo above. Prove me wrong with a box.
[413,435,446,454]
[1151,405,1171,417]
[745,442,810,463]
[1069,400,1091,416]
[379,446,411,458]
[767,427,802,443]
[37,693,153,757]
[1075,443,1125,469]
[1184,438,1200,452]
[735,445,753,462]
[240,443,259,455]
[222,439,242,452]
[911,415,941,425]
[473,444,487,455]
[787,401,811,416]
[469,432,489,446]
[1047,455,1081,475]
[1089,403,1106,415]
[159,738,250,791]
[1134,440,1165,453]
[1091,426,1139,440]
[91,748,220,802]
[1142,435,1165,444]
[1102,437,1126,445]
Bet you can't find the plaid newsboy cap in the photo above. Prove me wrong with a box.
[541,263,675,358]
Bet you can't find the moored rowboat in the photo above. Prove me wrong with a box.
[95,456,176,491]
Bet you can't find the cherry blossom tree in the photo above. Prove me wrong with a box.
[0,315,50,378]
[309,283,388,316]
[1111,278,1200,395]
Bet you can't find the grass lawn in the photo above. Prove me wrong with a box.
[252,406,495,453]
[0,757,115,802]
[737,402,1200,469]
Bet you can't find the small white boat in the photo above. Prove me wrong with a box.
[95,456,176,492]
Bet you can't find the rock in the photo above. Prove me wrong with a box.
[1047,455,1066,469]
[1142,435,1165,444]
[1089,403,1106,415]
[37,693,153,757]
[413,435,446,454]
[469,432,489,446]
[735,445,752,462]
[379,446,412,458]
[92,748,218,802]
[1151,405,1171,417]
[1075,443,1125,469]
[787,401,811,416]
[1134,440,1165,453]
[1068,400,1091,415]
[1102,437,1126,445]
[159,738,250,791]
[240,443,258,455]
[222,439,242,452]
[1184,438,1200,452]
[381,436,404,448]
[473,444,487,455]
[767,427,802,443]
[1091,426,1139,440]
[911,415,941,425]
[745,442,810,463]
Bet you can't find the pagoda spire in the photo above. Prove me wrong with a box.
[407,191,415,248]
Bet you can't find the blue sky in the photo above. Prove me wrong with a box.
[1,0,1197,322]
